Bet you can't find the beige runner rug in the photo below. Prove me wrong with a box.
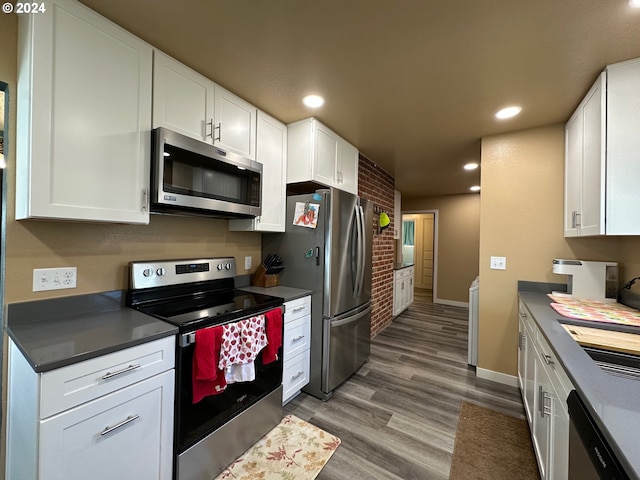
[215,414,341,480]
[449,401,540,480]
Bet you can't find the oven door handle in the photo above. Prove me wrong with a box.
[178,305,284,348]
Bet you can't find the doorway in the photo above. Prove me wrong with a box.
[402,212,436,294]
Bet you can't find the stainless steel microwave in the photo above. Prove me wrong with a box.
[151,127,262,218]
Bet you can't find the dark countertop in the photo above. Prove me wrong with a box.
[238,285,312,303]
[7,290,178,373]
[518,282,640,480]
[393,262,414,270]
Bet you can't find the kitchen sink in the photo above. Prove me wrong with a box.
[583,347,640,381]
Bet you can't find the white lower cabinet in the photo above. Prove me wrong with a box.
[282,295,311,404]
[6,336,175,480]
[39,372,174,480]
[393,266,414,316]
[517,300,573,480]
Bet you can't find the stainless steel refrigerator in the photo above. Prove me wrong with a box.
[263,188,373,400]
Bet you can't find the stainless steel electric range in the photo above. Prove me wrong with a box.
[128,257,284,480]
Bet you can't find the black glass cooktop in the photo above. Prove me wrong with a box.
[135,289,283,332]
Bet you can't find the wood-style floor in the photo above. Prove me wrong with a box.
[284,288,525,480]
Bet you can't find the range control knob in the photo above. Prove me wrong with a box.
[225,263,232,270]
[143,268,154,277]
[217,264,224,271]
[156,268,166,276]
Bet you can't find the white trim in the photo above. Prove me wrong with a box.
[475,367,519,387]
[434,299,469,308]
[401,209,438,300]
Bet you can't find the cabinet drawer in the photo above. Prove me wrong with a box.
[39,370,174,480]
[40,336,175,418]
[284,296,311,323]
[283,315,311,362]
[282,349,310,403]
[535,331,574,402]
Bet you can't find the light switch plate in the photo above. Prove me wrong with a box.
[244,256,252,270]
[490,256,507,270]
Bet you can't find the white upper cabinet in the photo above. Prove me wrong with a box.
[287,118,359,194]
[16,0,153,223]
[394,189,402,239]
[152,50,214,142]
[229,111,288,232]
[565,57,640,236]
[153,51,257,160]
[214,86,257,160]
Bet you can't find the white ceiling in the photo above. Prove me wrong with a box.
[80,0,640,198]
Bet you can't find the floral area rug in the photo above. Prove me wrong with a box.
[214,414,341,480]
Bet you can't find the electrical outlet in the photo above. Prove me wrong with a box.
[33,267,77,292]
[490,256,507,270]
[245,256,252,270]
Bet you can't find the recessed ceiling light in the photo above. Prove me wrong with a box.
[629,0,640,8]
[302,94,325,108]
[470,185,481,192]
[464,162,479,171]
[495,106,522,119]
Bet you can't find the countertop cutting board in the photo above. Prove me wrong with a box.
[561,324,640,356]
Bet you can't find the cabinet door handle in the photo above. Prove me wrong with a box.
[520,312,527,319]
[543,354,555,365]
[292,335,305,342]
[100,414,140,436]
[102,364,141,380]
[142,188,148,213]
[538,385,545,417]
[291,371,304,380]
[575,212,581,227]
[292,306,306,312]
[205,118,214,139]
[542,392,552,417]
[214,122,221,142]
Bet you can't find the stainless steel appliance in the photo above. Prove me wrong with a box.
[128,258,283,480]
[263,188,373,400]
[567,390,629,479]
[552,259,619,301]
[151,127,262,218]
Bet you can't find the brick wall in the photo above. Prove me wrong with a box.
[358,155,396,337]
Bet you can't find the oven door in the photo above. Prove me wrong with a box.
[567,390,629,480]
[152,127,262,217]
[175,325,282,456]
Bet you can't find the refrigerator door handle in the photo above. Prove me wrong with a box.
[353,204,364,298]
[358,205,366,297]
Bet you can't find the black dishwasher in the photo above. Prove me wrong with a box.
[567,390,629,480]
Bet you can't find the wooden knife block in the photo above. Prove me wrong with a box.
[251,265,279,287]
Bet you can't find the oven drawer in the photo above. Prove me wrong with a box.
[283,314,311,362]
[40,336,175,419]
[284,296,311,323]
[282,349,310,403]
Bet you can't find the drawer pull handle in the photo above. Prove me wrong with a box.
[292,335,305,342]
[100,414,140,436]
[291,371,304,380]
[102,364,141,380]
[292,306,306,312]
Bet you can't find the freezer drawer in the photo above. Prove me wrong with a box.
[322,303,371,393]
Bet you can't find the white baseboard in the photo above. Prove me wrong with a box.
[475,367,519,387]
[434,298,469,308]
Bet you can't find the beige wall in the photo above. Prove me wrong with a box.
[0,14,261,304]
[479,124,640,377]
[403,194,480,303]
